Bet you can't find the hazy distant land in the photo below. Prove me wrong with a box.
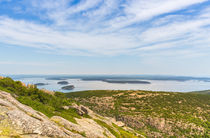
[5,74,210,92]
[102,79,151,84]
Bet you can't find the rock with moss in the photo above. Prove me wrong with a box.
[0,91,81,137]
[0,90,139,138]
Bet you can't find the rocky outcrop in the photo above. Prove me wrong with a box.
[0,90,81,137]
[116,115,145,129]
[0,90,137,138]
[51,116,115,138]
[69,103,93,116]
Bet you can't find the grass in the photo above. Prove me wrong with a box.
[94,119,141,138]
[112,123,139,138]
[94,119,121,138]
[70,129,86,137]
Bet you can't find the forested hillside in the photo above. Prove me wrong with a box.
[67,90,210,137]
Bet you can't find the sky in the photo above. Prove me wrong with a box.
[0,0,210,76]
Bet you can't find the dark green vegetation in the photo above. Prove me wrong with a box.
[57,81,69,85]
[94,119,139,138]
[94,119,121,138]
[67,90,210,137]
[0,77,79,123]
[189,90,210,95]
[34,83,48,86]
[61,85,75,90]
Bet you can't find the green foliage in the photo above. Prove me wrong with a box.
[68,90,210,137]
[112,123,138,138]
[0,77,79,123]
[94,119,121,138]
[94,119,139,138]
[189,90,210,95]
[66,90,123,98]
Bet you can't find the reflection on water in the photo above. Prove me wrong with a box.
[13,77,210,93]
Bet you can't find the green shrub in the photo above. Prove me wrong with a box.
[0,77,79,123]
[94,119,121,138]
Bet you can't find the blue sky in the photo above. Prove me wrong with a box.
[0,0,210,76]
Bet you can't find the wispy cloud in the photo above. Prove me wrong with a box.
[109,0,207,28]
[0,61,56,66]
[0,16,138,55]
[0,0,210,58]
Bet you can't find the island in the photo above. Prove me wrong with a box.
[102,79,151,84]
[57,81,69,85]
[46,77,67,80]
[61,85,75,90]
[34,83,48,86]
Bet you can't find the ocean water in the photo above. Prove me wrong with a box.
[13,77,210,93]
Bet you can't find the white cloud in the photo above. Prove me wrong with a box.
[135,8,210,51]
[0,61,57,66]
[110,0,207,28]
[0,0,210,58]
[0,16,139,56]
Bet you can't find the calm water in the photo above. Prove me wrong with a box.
[14,77,210,93]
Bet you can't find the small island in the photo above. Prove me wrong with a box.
[34,83,48,86]
[61,85,75,90]
[57,81,69,85]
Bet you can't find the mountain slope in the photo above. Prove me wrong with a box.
[66,90,210,137]
[0,77,139,138]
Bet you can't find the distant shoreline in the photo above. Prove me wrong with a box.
[5,74,210,82]
[102,80,151,84]
[10,75,210,93]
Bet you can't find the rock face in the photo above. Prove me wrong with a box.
[0,90,80,137]
[70,103,93,116]
[0,90,137,138]
[51,116,115,138]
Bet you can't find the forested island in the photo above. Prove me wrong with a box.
[34,83,48,86]
[57,81,69,85]
[61,85,75,90]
